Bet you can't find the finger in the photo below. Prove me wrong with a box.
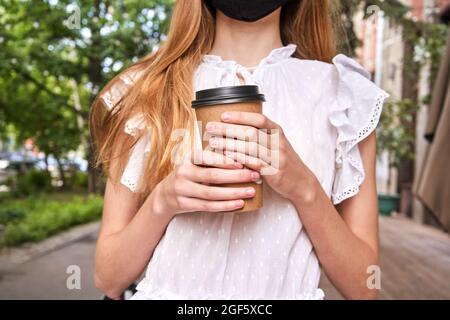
[186,167,260,184]
[205,122,261,142]
[182,150,193,165]
[224,151,271,173]
[221,111,279,130]
[180,197,245,213]
[191,149,243,169]
[209,136,272,163]
[181,180,256,201]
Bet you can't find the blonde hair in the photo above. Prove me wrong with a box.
[90,0,339,197]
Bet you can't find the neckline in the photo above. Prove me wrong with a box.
[202,43,297,70]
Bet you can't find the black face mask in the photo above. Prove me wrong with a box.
[206,0,290,22]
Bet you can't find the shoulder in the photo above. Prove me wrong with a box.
[288,54,389,105]
[285,54,372,82]
[280,56,336,97]
[284,56,334,74]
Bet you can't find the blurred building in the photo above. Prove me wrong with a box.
[353,0,450,228]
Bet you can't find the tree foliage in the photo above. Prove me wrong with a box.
[0,0,447,191]
[0,0,173,188]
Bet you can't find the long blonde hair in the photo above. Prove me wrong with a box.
[90,0,339,197]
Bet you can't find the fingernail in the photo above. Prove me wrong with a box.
[255,178,263,185]
[209,138,218,147]
[222,112,231,121]
[236,200,245,207]
[251,172,260,181]
[206,122,215,132]
[246,188,255,196]
[234,162,243,168]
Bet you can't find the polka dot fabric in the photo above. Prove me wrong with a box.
[101,44,388,299]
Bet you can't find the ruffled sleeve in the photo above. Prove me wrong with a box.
[99,70,151,193]
[329,54,390,205]
[120,128,151,192]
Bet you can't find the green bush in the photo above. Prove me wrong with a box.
[0,207,26,225]
[0,195,103,247]
[12,170,53,196]
[63,171,88,190]
[70,171,88,189]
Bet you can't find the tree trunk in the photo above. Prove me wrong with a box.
[87,0,104,194]
[55,156,66,189]
[87,142,100,194]
[44,154,49,172]
[399,31,420,217]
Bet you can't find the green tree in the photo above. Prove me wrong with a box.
[0,0,173,191]
[339,0,409,56]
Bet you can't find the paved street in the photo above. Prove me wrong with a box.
[0,231,101,300]
[0,216,449,300]
[320,216,450,299]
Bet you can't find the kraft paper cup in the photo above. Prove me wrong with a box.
[192,85,265,213]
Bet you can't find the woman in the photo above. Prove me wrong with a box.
[91,0,389,300]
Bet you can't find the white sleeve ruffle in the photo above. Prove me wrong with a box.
[120,129,151,192]
[101,70,143,112]
[100,70,151,193]
[329,54,390,205]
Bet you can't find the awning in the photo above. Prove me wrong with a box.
[413,29,450,231]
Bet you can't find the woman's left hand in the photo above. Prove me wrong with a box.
[206,111,318,203]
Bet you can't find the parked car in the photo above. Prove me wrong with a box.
[0,158,38,192]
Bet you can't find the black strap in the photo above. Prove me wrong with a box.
[101,283,138,300]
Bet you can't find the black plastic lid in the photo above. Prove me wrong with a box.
[192,85,265,108]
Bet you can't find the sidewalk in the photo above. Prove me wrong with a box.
[320,216,450,299]
[0,222,101,300]
[0,216,449,300]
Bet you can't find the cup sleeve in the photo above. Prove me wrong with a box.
[329,54,390,205]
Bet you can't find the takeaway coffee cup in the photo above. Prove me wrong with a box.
[192,85,266,213]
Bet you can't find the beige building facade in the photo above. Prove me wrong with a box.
[353,0,449,226]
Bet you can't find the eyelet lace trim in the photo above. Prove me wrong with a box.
[98,70,154,193]
[119,130,152,193]
[120,177,138,192]
[331,91,389,204]
[101,91,114,111]
[351,91,389,148]
[124,113,146,137]
[100,69,144,112]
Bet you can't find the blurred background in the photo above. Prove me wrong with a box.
[0,0,449,300]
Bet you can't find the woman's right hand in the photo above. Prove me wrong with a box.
[152,150,260,218]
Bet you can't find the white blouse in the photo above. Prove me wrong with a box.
[101,43,389,300]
